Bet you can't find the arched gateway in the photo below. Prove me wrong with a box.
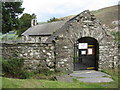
[74,37,99,70]
[47,10,118,73]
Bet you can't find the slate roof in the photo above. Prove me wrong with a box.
[46,10,94,43]
[22,21,66,36]
[46,22,69,43]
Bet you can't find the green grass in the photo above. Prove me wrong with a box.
[1,77,107,88]
[2,69,119,88]
[0,33,18,40]
[1,57,119,88]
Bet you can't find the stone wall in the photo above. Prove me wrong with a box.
[52,10,119,72]
[22,35,50,43]
[2,43,55,72]
[54,38,74,73]
[99,37,119,70]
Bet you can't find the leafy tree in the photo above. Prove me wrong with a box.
[2,2,24,33]
[47,17,60,22]
[18,13,36,36]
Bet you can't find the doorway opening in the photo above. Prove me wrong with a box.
[74,37,99,71]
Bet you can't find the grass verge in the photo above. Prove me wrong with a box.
[2,68,119,88]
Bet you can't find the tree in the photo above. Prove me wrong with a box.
[2,2,24,33]
[18,13,36,36]
[47,17,60,22]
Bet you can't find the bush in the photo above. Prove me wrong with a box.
[111,31,120,42]
[36,68,54,76]
[47,17,60,22]
[32,73,56,80]
[2,57,31,79]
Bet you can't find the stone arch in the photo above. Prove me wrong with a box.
[51,10,118,73]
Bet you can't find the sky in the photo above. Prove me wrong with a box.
[22,0,119,22]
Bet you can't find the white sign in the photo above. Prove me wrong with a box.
[78,43,88,49]
[88,48,92,54]
[81,51,86,55]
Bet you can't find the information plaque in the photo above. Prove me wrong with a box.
[78,43,88,49]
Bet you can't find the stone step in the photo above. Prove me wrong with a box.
[77,77,113,83]
[70,70,113,83]
[70,70,111,78]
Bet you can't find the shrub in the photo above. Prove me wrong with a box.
[36,68,54,76]
[32,73,56,80]
[47,17,60,22]
[2,57,31,79]
[111,31,120,42]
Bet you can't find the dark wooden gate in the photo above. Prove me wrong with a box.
[74,42,84,71]
[73,42,96,71]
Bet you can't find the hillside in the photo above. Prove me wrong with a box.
[92,5,118,29]
[59,5,118,29]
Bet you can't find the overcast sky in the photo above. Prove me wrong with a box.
[22,0,119,22]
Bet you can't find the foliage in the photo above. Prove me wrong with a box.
[32,73,56,80]
[36,68,54,76]
[17,13,36,36]
[2,2,24,33]
[2,2,37,36]
[2,57,31,79]
[2,57,56,80]
[111,31,120,42]
[32,69,61,80]
[47,17,60,22]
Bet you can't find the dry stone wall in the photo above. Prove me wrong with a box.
[99,37,119,70]
[2,43,55,72]
[22,36,50,43]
